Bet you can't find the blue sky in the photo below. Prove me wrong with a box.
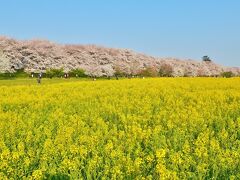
[0,0,239,66]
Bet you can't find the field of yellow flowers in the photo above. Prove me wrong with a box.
[0,78,240,179]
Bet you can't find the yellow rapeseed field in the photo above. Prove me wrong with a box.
[0,78,240,179]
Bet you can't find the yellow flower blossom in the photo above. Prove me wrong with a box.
[0,78,239,179]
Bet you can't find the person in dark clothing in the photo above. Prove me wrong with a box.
[37,72,42,84]
[37,77,41,84]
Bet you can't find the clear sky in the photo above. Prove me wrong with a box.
[0,0,239,66]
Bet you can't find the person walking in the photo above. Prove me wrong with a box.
[37,72,42,84]
[37,77,41,84]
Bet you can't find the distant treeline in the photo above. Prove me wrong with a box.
[114,65,237,78]
[0,68,87,79]
[0,66,238,79]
